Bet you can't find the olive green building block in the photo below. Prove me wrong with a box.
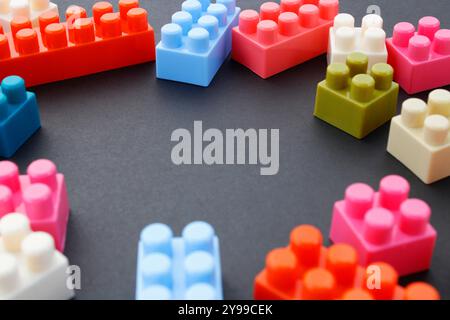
[314,52,399,139]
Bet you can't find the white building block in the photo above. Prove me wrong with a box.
[387,89,450,184]
[0,213,74,300]
[328,13,388,70]
[0,0,58,33]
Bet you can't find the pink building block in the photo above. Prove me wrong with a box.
[0,159,70,252]
[386,17,450,94]
[329,175,436,276]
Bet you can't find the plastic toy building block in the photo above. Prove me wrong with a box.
[0,76,41,158]
[231,0,339,79]
[329,175,437,276]
[386,17,450,94]
[387,90,450,184]
[0,0,155,87]
[156,0,240,87]
[136,221,223,300]
[0,159,70,252]
[328,13,387,69]
[0,213,74,299]
[314,52,399,139]
[254,225,439,300]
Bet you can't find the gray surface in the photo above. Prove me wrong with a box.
[7,0,450,299]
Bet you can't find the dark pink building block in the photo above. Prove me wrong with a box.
[329,175,436,276]
[386,17,450,94]
[0,159,70,252]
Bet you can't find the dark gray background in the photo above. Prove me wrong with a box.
[7,0,450,299]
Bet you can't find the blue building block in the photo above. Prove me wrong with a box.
[0,76,41,158]
[156,0,241,87]
[136,221,223,300]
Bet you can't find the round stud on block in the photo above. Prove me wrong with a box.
[362,27,386,53]
[392,22,415,47]
[23,183,53,220]
[289,225,323,267]
[428,89,450,117]
[278,12,299,36]
[66,5,87,24]
[433,29,450,55]
[418,16,440,41]
[401,98,428,128]
[198,15,219,39]
[342,289,374,300]
[140,285,172,300]
[100,13,122,38]
[0,185,14,217]
[22,232,55,272]
[187,27,210,53]
[361,14,383,33]
[0,213,31,252]
[0,35,10,60]
[182,221,215,254]
[93,1,114,25]
[141,253,173,288]
[182,0,202,23]
[265,248,298,291]
[365,262,398,300]
[217,0,236,15]
[27,159,58,191]
[379,175,410,210]
[184,251,215,287]
[172,11,193,36]
[299,4,319,28]
[399,199,431,236]
[302,268,336,300]
[335,26,356,52]
[370,63,393,91]
[10,0,30,19]
[127,8,148,33]
[16,28,39,55]
[45,23,68,50]
[185,283,216,300]
[73,18,95,44]
[238,10,259,34]
[140,223,173,256]
[350,74,375,103]
[318,0,339,21]
[161,23,182,49]
[119,0,139,20]
[207,4,227,27]
[325,63,349,90]
[408,35,431,61]
[344,183,374,219]
[363,208,394,245]
[39,10,60,35]
[326,244,358,286]
[0,253,18,292]
[1,76,26,104]
[260,2,280,22]
[424,115,449,146]
[333,13,354,30]
[0,161,20,192]
[280,0,301,13]
[10,16,32,38]
[257,20,278,45]
[346,52,369,77]
[31,0,50,11]
[404,283,440,300]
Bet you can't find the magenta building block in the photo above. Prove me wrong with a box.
[329,175,437,276]
[386,17,450,94]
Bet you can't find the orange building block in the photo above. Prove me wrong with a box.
[254,225,440,300]
[0,0,155,87]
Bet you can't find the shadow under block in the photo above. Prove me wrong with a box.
[386,16,450,94]
[136,221,223,300]
[387,90,450,184]
[0,76,41,158]
[156,0,240,87]
[314,53,399,139]
[0,0,155,87]
[328,13,387,69]
[329,175,437,276]
[0,213,74,300]
[0,159,70,252]
[232,0,339,79]
[254,225,439,300]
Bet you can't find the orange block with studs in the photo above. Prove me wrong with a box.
[254,225,440,300]
[0,0,155,87]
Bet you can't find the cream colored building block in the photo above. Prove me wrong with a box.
[328,13,388,70]
[387,89,450,184]
[0,213,74,300]
[0,0,58,33]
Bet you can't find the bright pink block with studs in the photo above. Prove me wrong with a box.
[232,0,339,79]
[329,175,436,276]
[0,159,70,252]
[386,17,450,94]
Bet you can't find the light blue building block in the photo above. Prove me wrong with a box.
[0,76,41,158]
[136,221,223,300]
[156,0,241,87]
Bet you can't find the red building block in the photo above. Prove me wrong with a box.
[0,0,155,87]
[254,225,440,300]
[232,0,339,79]
[0,160,70,252]
[386,16,450,94]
